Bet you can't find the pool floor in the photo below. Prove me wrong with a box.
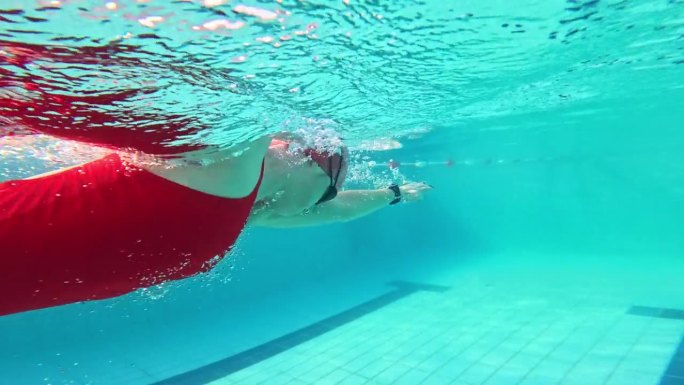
[198,283,683,385]
[161,254,684,385]
[2,252,683,385]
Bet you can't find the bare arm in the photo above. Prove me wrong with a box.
[250,182,431,228]
[143,136,271,198]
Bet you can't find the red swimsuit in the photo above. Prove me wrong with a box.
[0,154,261,316]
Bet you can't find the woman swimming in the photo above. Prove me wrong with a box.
[0,40,430,316]
[0,132,430,317]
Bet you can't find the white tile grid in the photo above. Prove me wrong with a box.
[607,318,684,385]
[309,292,466,385]
[221,290,483,385]
[366,309,489,385]
[220,289,554,385]
[517,305,683,385]
[602,316,670,385]
[295,306,420,373]
[459,308,558,380]
[556,315,649,385]
[210,295,409,385]
[345,330,408,370]
[505,316,588,382]
[370,292,538,385]
[424,314,539,384]
[399,293,522,362]
[477,311,580,385]
[277,328,403,384]
[517,308,621,385]
[414,295,581,385]
[207,285,683,385]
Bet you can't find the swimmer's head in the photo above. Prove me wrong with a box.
[304,145,348,204]
[269,135,349,204]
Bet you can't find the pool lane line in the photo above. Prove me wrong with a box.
[627,305,684,385]
[152,281,450,385]
[660,339,684,385]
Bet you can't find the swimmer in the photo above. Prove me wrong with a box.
[0,40,431,316]
[0,130,431,316]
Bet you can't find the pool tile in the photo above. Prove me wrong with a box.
[458,362,499,384]
[618,353,670,375]
[507,352,544,372]
[482,366,528,385]
[370,362,412,385]
[153,282,446,385]
[357,358,396,379]
[661,376,684,385]
[418,371,456,385]
[561,369,609,385]
[148,280,684,385]
[421,359,472,383]
[336,373,370,385]
[527,360,568,381]
[519,373,562,385]
[604,369,660,385]
[392,368,432,385]
[479,346,518,367]
[316,369,358,385]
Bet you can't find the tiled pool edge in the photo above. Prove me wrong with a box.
[152,281,449,385]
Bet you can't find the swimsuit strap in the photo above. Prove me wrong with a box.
[332,152,344,188]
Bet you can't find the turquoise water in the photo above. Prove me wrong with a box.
[2,0,684,384]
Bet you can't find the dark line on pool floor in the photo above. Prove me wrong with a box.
[627,305,684,385]
[629,306,684,320]
[661,334,684,385]
[153,281,449,385]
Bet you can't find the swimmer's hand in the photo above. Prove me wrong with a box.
[399,182,433,203]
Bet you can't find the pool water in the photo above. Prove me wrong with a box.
[2,0,684,384]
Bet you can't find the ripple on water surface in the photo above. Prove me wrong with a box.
[1,0,683,171]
